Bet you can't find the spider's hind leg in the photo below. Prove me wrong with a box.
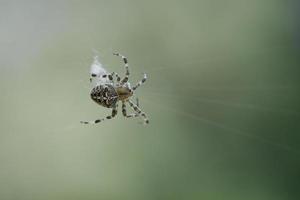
[80,104,118,124]
[110,72,121,86]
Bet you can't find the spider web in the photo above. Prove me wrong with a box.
[71,46,300,156]
[139,44,300,155]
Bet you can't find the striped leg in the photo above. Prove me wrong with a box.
[111,72,121,86]
[136,97,139,107]
[132,73,147,91]
[80,104,118,124]
[122,101,139,118]
[109,72,121,86]
[114,73,121,82]
[128,100,149,124]
[99,73,114,83]
[113,53,130,85]
[107,73,114,81]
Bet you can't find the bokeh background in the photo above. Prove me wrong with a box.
[1,0,300,199]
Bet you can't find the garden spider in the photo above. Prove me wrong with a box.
[80,53,149,125]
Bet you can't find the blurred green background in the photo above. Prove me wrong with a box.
[1,0,300,199]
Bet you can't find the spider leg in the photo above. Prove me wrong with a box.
[110,72,121,86]
[106,72,115,85]
[112,72,121,82]
[122,101,139,118]
[128,100,149,124]
[108,73,114,81]
[132,73,147,91]
[80,104,118,124]
[113,53,130,85]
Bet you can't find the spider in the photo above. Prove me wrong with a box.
[80,53,149,125]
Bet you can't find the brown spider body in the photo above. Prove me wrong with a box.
[90,84,133,108]
[81,53,149,125]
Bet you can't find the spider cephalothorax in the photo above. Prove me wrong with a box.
[81,53,149,125]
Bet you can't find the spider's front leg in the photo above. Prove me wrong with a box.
[80,104,118,124]
[132,73,147,91]
[122,101,139,118]
[128,100,149,124]
[113,53,130,85]
[135,97,139,107]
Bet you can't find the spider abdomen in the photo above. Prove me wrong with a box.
[81,53,149,125]
[90,84,118,108]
